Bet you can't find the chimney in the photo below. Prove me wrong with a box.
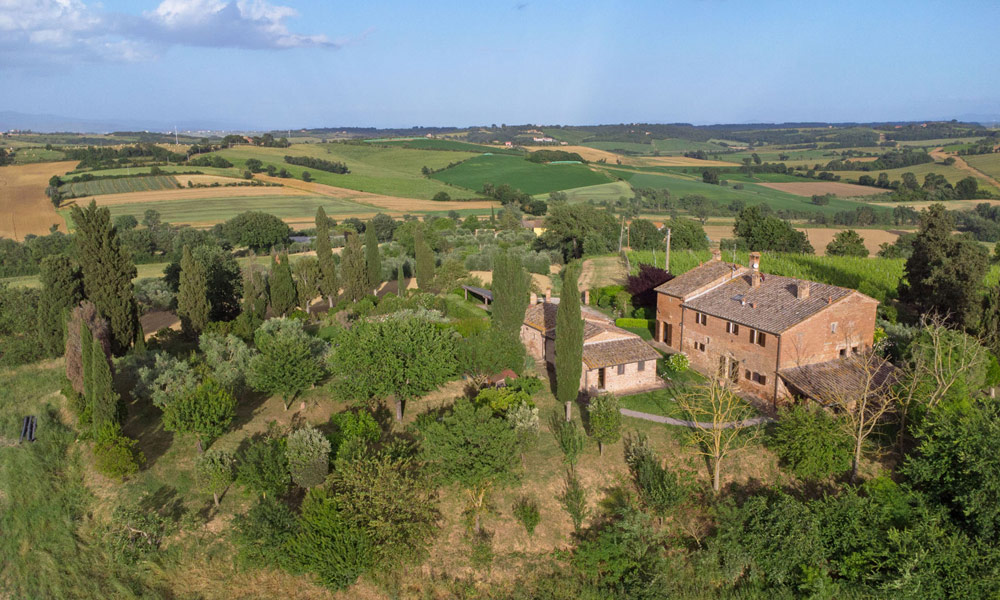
[545,288,552,303]
[583,289,591,305]
[530,292,538,304]
[711,248,722,261]
[749,252,761,288]
[796,280,810,299]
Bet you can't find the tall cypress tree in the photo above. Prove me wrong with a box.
[556,262,584,421]
[397,261,406,296]
[268,254,297,316]
[90,339,119,432]
[341,232,367,302]
[81,323,94,407]
[37,255,83,357]
[491,251,530,336]
[71,200,139,355]
[177,245,210,336]
[365,221,382,293]
[414,225,435,291]
[315,207,339,307]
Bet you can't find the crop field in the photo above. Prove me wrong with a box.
[60,175,180,196]
[754,181,886,197]
[0,161,77,239]
[833,162,999,193]
[11,146,66,164]
[523,144,624,163]
[582,139,728,155]
[799,227,902,256]
[374,138,519,154]
[430,153,612,195]
[65,185,310,207]
[214,143,480,199]
[867,198,1000,210]
[964,153,1000,180]
[604,168,878,216]
[540,180,633,204]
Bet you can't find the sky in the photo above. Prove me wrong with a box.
[1,0,999,130]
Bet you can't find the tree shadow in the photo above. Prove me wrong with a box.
[139,484,188,523]
[230,388,271,432]
[576,392,592,433]
[122,396,174,469]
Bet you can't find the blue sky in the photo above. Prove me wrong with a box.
[1,0,998,129]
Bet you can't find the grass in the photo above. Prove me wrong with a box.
[374,138,521,154]
[964,153,1000,180]
[214,143,481,199]
[603,167,877,215]
[618,367,724,420]
[431,153,612,195]
[834,161,999,193]
[12,146,67,164]
[537,180,633,203]
[61,175,180,196]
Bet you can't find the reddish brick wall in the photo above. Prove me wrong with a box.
[779,293,878,370]
[680,311,781,398]
[520,325,546,361]
[655,294,685,349]
[582,359,659,395]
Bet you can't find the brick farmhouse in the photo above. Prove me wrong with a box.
[654,252,879,404]
[521,301,662,395]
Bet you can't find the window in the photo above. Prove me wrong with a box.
[694,341,706,352]
[839,348,847,357]
[726,321,739,334]
[638,361,645,372]
[744,369,751,380]
[750,372,768,385]
[695,312,708,326]
[749,329,766,347]
[852,345,859,354]
[617,364,626,375]
[830,322,838,334]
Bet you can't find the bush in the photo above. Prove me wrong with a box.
[512,495,541,536]
[587,393,622,455]
[766,403,852,480]
[551,416,586,466]
[286,425,332,488]
[232,497,298,569]
[104,502,170,565]
[285,489,373,590]
[666,352,689,373]
[328,410,381,460]
[195,449,235,507]
[559,470,588,533]
[623,432,686,515]
[615,318,653,329]
[92,424,144,480]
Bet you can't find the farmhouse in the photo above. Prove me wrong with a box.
[521,300,662,395]
[654,251,879,404]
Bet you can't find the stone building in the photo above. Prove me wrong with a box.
[521,301,662,395]
[654,252,879,404]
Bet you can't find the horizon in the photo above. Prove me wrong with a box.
[2,1,999,130]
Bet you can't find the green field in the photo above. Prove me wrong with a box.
[373,138,521,154]
[964,153,1000,180]
[214,143,479,199]
[537,180,633,203]
[60,175,180,196]
[832,161,999,193]
[603,168,876,215]
[582,139,727,155]
[11,146,67,164]
[430,153,612,195]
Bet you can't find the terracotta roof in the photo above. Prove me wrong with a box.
[583,338,662,369]
[779,356,899,405]
[523,302,611,337]
[682,273,867,334]
[654,261,745,299]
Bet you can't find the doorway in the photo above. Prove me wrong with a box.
[598,368,606,390]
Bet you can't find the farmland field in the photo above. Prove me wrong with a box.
[0,161,77,239]
[430,153,612,195]
[831,161,999,193]
[541,181,633,203]
[60,175,180,196]
[214,143,481,199]
[64,184,310,206]
[374,138,519,154]
[754,181,885,197]
[964,153,1000,179]
[799,227,903,256]
[11,146,66,164]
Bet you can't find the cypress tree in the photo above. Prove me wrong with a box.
[81,323,94,405]
[365,221,382,293]
[555,262,583,421]
[177,245,211,336]
[242,258,268,325]
[315,207,339,307]
[414,225,435,291]
[268,254,297,316]
[397,261,406,296]
[37,255,83,357]
[71,200,139,355]
[341,232,367,302]
[491,251,530,337]
[90,339,119,431]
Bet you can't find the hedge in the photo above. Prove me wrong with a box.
[615,318,654,329]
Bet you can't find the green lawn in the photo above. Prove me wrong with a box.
[618,367,726,420]
[214,143,481,199]
[431,153,612,195]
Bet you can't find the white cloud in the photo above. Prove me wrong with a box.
[0,0,342,67]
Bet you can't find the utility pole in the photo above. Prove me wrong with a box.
[665,227,672,274]
[174,126,178,146]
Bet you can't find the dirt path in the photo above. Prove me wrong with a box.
[930,147,1000,190]
[0,161,78,240]
[620,407,773,428]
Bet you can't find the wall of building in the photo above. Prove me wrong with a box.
[520,325,546,361]
[779,293,879,369]
[680,310,780,399]
[655,294,684,349]
[582,359,660,394]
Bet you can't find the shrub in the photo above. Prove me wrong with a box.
[614,318,653,329]
[587,393,622,456]
[237,437,290,499]
[559,470,589,533]
[328,410,381,460]
[507,401,540,457]
[474,386,532,415]
[104,502,171,565]
[623,432,687,515]
[286,425,332,488]
[232,497,298,569]
[551,415,586,466]
[161,378,237,451]
[666,352,689,373]
[285,489,373,590]
[766,403,852,480]
[195,449,235,507]
[92,424,144,480]
[512,495,541,536]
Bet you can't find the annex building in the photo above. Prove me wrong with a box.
[521,300,662,395]
[654,252,879,404]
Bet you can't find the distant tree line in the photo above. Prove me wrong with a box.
[525,150,585,163]
[284,155,349,174]
[65,144,186,170]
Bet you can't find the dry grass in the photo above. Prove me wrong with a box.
[754,181,885,197]
[174,175,245,186]
[867,198,1000,210]
[578,256,627,290]
[140,310,180,339]
[468,270,554,291]
[68,185,311,207]
[0,160,77,239]
[800,228,903,256]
